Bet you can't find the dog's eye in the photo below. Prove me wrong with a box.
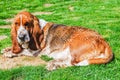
[15,22,18,26]
[24,22,29,26]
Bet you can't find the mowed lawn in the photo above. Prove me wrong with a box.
[0,0,120,80]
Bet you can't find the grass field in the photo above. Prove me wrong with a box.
[0,0,120,80]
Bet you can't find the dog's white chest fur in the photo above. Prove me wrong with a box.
[39,19,48,30]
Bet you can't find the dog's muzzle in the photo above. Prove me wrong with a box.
[18,33,29,42]
[17,30,30,43]
[18,34,26,41]
[17,27,30,48]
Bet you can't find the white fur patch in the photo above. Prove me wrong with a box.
[49,47,70,59]
[75,60,89,66]
[39,45,51,56]
[19,49,40,57]
[39,19,48,30]
[49,47,72,66]
[96,54,105,58]
[20,49,34,56]
[46,47,72,70]
[40,47,72,66]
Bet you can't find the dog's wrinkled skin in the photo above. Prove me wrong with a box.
[3,11,42,57]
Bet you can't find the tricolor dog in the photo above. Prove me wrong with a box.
[3,11,113,70]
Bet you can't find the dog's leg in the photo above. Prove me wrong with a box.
[2,47,18,58]
[1,47,11,53]
[18,49,40,57]
[2,47,40,57]
[3,52,18,58]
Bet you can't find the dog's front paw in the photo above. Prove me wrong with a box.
[3,51,18,58]
[3,52,14,58]
[2,47,18,58]
[1,47,11,54]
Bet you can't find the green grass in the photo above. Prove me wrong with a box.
[0,0,120,80]
[0,29,11,53]
[40,55,53,62]
[0,20,8,25]
[0,63,119,80]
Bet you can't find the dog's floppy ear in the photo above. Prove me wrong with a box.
[32,16,42,49]
[11,23,22,53]
[40,22,53,49]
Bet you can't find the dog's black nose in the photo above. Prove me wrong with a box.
[18,34,25,41]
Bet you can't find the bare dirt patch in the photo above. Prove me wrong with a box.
[0,55,46,70]
[0,35,8,41]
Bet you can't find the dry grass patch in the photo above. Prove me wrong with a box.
[0,35,8,41]
[0,56,46,70]
[33,12,52,16]
[69,6,74,11]
[5,18,14,23]
[44,3,53,7]
[0,25,11,28]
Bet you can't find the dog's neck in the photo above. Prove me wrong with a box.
[39,19,48,30]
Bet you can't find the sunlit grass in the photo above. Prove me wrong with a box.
[0,0,120,80]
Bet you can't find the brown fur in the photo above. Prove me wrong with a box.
[11,20,22,53]
[7,11,113,70]
[40,23,113,66]
[11,11,42,54]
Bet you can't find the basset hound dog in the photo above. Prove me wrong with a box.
[3,11,113,70]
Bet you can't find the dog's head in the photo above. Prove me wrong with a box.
[11,11,43,53]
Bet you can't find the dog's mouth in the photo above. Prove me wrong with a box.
[21,42,29,49]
